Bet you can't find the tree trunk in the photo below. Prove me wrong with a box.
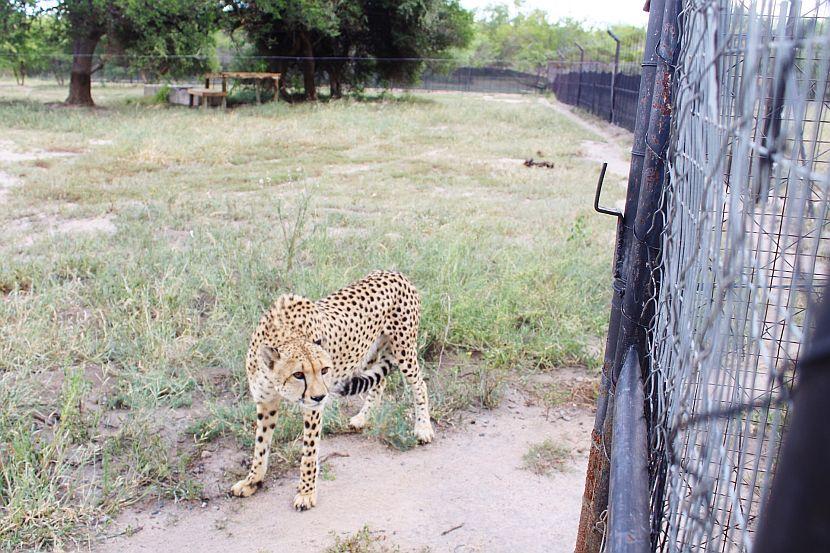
[66,35,101,106]
[276,59,290,102]
[329,65,342,99]
[299,31,317,101]
[13,63,25,86]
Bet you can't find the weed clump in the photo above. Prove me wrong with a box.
[522,439,572,476]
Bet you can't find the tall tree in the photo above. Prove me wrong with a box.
[50,0,219,106]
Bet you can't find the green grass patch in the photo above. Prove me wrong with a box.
[522,439,572,476]
[0,79,621,549]
[325,525,417,553]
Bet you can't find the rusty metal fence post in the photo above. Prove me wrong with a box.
[574,0,679,550]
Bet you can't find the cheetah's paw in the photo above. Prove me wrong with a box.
[230,478,261,498]
[349,413,368,431]
[414,421,434,444]
[293,490,317,511]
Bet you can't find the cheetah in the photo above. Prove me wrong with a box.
[230,270,434,510]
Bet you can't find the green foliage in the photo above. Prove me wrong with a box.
[458,3,646,71]
[58,0,219,77]
[0,3,68,85]
[108,0,220,80]
[150,84,171,104]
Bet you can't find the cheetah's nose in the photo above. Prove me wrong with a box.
[310,394,326,402]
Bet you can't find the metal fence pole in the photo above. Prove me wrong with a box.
[606,0,680,540]
[607,30,621,124]
[575,42,585,109]
[611,0,679,380]
[573,0,670,551]
[608,346,650,553]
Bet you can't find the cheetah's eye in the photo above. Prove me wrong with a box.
[292,371,305,380]
[321,367,329,375]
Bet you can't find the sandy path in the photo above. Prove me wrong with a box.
[97,396,592,553]
[0,139,118,242]
[539,97,633,211]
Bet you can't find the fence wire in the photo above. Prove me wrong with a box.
[648,0,830,551]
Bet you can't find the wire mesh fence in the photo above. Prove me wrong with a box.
[648,0,830,550]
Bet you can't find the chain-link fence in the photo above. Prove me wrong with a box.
[577,0,830,551]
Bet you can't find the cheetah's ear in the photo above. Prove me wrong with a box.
[258,344,280,368]
[313,336,327,348]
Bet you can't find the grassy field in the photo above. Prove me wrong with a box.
[0,80,620,550]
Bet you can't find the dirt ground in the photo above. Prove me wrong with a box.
[96,393,592,553]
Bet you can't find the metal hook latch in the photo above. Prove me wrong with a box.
[594,163,623,219]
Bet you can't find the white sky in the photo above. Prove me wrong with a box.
[459,0,650,27]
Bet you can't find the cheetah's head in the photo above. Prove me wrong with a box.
[258,338,333,409]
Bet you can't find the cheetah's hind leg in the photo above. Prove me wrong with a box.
[392,346,434,444]
[349,353,393,431]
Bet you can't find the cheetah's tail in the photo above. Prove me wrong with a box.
[335,358,393,396]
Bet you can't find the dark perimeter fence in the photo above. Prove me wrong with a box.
[546,32,646,132]
[577,0,830,552]
[548,64,643,131]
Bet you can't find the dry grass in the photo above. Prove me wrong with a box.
[325,525,425,553]
[0,79,622,550]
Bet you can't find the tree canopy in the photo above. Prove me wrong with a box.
[0,1,67,85]
[1,0,646,103]
[460,4,646,71]
[221,0,474,100]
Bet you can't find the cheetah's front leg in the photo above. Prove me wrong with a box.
[294,407,323,510]
[231,399,280,497]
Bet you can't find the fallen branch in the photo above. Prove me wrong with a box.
[441,523,464,536]
[103,526,143,540]
[524,158,555,169]
[320,451,350,463]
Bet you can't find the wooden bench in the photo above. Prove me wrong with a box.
[204,72,281,104]
[187,87,228,110]
[188,71,281,110]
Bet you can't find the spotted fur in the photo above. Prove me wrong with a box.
[230,270,434,509]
